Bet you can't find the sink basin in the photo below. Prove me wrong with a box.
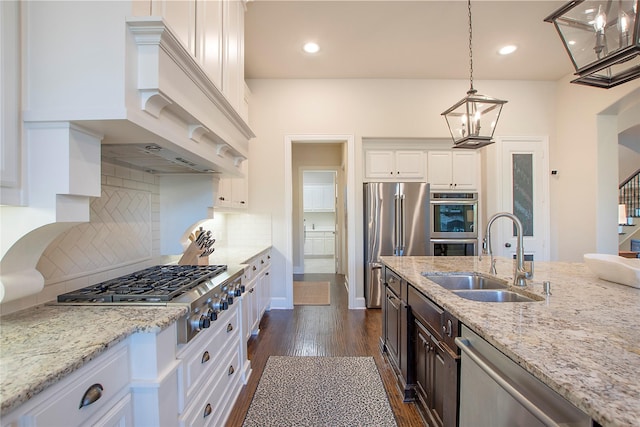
[423,273,509,290]
[453,290,539,303]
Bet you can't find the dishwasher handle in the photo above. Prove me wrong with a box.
[455,337,560,427]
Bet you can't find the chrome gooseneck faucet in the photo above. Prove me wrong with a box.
[483,212,533,287]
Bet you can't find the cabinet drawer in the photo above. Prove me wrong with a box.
[408,285,444,340]
[385,268,402,297]
[180,342,241,427]
[180,303,239,405]
[25,345,130,427]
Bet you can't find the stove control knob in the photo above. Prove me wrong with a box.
[239,284,246,293]
[234,287,242,297]
[227,295,234,305]
[205,308,218,322]
[213,295,229,311]
[191,314,211,330]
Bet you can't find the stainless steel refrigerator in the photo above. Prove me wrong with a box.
[364,182,430,308]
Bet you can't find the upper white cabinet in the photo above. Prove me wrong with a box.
[150,0,244,118]
[303,184,335,212]
[364,150,424,180]
[427,151,478,191]
[216,160,248,210]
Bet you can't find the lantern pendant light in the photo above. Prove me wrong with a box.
[544,0,640,88]
[441,0,507,149]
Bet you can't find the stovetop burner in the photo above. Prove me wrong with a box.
[57,265,227,303]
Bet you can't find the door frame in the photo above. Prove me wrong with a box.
[284,134,357,309]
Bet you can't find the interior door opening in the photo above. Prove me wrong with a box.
[302,170,337,274]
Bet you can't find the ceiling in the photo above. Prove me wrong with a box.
[244,0,575,81]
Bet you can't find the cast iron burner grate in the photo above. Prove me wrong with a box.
[57,265,227,303]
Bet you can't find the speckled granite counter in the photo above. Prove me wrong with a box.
[0,245,272,416]
[379,256,640,427]
[0,304,187,415]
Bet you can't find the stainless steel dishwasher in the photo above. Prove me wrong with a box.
[455,326,592,427]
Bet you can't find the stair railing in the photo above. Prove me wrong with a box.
[619,168,640,219]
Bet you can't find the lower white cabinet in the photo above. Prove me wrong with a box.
[241,249,271,339]
[2,343,132,427]
[177,303,243,427]
[304,231,334,256]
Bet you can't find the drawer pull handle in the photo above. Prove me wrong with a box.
[203,403,212,418]
[261,259,265,264]
[252,266,257,271]
[227,323,233,332]
[202,351,210,363]
[265,272,269,276]
[249,288,255,293]
[228,365,235,376]
[79,383,103,409]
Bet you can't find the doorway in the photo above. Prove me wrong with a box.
[302,170,338,273]
[285,134,358,309]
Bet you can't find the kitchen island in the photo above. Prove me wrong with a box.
[380,255,640,427]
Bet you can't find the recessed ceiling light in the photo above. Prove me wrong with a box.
[498,45,517,55]
[303,42,320,54]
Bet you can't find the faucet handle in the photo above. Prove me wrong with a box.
[525,260,534,279]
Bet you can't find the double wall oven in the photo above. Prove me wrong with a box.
[430,192,478,256]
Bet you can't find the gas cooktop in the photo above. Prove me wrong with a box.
[57,265,227,303]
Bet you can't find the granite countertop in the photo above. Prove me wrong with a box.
[379,255,640,427]
[0,245,272,416]
[0,302,187,415]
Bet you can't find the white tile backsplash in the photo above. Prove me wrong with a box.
[0,164,273,316]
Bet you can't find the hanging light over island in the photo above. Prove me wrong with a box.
[441,0,507,149]
[544,0,640,88]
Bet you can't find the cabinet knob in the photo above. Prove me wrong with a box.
[218,197,225,201]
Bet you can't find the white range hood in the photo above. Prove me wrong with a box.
[0,3,254,303]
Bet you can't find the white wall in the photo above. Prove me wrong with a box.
[552,77,640,260]
[246,78,557,303]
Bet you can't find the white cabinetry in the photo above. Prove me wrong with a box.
[177,302,243,427]
[2,344,133,427]
[304,231,335,256]
[364,150,424,180]
[216,161,248,210]
[427,151,478,190]
[241,250,271,340]
[303,184,335,212]
[150,0,244,114]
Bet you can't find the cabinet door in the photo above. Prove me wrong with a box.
[223,0,243,113]
[321,184,335,211]
[231,177,247,208]
[152,0,196,56]
[92,394,133,427]
[395,151,424,179]
[324,232,335,256]
[216,178,232,208]
[365,150,394,179]
[451,151,477,190]
[196,0,223,90]
[427,151,454,190]
[384,287,401,370]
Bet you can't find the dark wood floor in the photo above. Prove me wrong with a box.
[225,273,425,426]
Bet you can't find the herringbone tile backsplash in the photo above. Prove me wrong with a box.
[37,185,153,283]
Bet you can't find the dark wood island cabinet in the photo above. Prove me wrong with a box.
[381,266,460,427]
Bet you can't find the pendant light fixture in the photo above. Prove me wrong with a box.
[544,0,640,88]
[441,0,507,149]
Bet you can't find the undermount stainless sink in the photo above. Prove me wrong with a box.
[453,290,539,303]
[422,273,509,290]
[423,273,542,303]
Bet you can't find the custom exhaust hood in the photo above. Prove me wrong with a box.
[101,143,220,175]
[0,8,254,304]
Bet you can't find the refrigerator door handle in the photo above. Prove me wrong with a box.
[399,193,405,254]
[394,193,400,255]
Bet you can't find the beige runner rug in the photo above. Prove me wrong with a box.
[293,281,330,305]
